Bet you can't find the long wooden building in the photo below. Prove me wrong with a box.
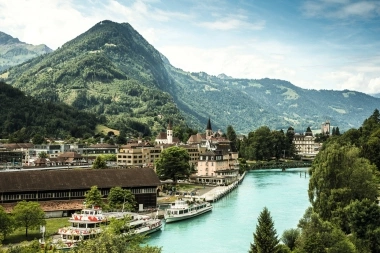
[0,168,160,216]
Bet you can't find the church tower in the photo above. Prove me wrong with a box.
[206,118,213,137]
[167,120,173,144]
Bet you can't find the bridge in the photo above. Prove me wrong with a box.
[248,161,312,170]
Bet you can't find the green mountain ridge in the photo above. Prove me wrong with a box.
[0,81,100,140]
[0,31,52,72]
[1,20,379,135]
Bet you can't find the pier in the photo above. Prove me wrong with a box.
[200,172,246,202]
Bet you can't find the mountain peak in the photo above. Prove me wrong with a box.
[0,31,21,45]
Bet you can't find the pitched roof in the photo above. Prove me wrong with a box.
[2,143,34,150]
[0,168,160,193]
[89,143,118,148]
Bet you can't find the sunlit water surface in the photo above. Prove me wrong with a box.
[146,168,310,253]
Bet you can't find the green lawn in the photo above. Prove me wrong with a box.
[2,217,69,245]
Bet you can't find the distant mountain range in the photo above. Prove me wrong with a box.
[1,20,379,135]
[0,31,52,72]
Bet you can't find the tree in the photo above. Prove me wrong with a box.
[32,134,45,144]
[92,155,107,169]
[249,207,279,253]
[296,208,356,253]
[38,151,48,159]
[226,125,237,152]
[108,187,136,211]
[155,146,190,183]
[84,186,104,208]
[0,206,14,240]
[308,143,378,227]
[12,201,46,237]
[346,199,380,252]
[281,228,300,251]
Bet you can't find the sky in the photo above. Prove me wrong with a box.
[1,0,380,94]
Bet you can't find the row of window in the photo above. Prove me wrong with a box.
[0,188,156,202]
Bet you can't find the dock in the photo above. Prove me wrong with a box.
[200,172,246,202]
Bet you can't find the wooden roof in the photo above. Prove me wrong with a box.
[0,168,160,193]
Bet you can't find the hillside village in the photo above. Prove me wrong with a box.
[0,117,330,217]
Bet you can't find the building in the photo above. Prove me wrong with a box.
[0,168,160,215]
[293,127,319,159]
[155,121,180,144]
[321,121,330,135]
[117,141,205,168]
[194,150,239,185]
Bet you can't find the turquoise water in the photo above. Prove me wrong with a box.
[147,168,310,253]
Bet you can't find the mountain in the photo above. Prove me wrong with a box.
[163,60,380,133]
[0,31,52,72]
[0,21,185,137]
[1,20,380,135]
[0,81,100,141]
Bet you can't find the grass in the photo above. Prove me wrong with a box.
[95,124,120,136]
[2,217,69,246]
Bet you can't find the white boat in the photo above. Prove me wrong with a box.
[41,207,162,250]
[127,214,162,235]
[164,198,213,223]
[42,207,128,250]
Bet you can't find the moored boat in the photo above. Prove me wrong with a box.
[41,206,130,250]
[164,198,212,223]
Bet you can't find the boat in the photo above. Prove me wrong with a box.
[41,207,162,250]
[126,214,162,235]
[164,197,213,223]
[40,206,128,250]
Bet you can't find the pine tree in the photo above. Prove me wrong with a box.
[249,207,279,253]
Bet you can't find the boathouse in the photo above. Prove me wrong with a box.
[0,168,160,217]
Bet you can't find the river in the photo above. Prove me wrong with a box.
[146,168,310,253]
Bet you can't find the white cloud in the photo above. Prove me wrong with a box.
[368,78,380,93]
[199,18,265,31]
[302,0,380,19]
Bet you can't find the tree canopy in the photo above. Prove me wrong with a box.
[12,201,46,237]
[155,146,190,183]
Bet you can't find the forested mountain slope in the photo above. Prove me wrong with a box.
[1,21,185,137]
[1,20,379,135]
[0,82,99,141]
[0,31,52,72]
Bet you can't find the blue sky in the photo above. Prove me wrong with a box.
[1,0,380,94]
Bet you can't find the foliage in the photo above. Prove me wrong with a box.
[4,239,41,253]
[295,208,356,253]
[239,126,293,161]
[12,201,46,237]
[0,206,14,240]
[92,156,107,169]
[38,151,48,159]
[345,199,380,252]
[107,187,136,211]
[249,207,279,253]
[155,146,190,182]
[2,20,185,136]
[281,228,300,251]
[308,143,378,228]
[226,125,237,152]
[84,186,104,208]
[0,81,99,141]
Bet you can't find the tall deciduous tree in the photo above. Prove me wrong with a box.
[281,228,300,251]
[12,201,46,237]
[0,206,14,240]
[155,146,190,183]
[249,207,279,253]
[84,186,104,208]
[308,143,378,228]
[107,187,136,211]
